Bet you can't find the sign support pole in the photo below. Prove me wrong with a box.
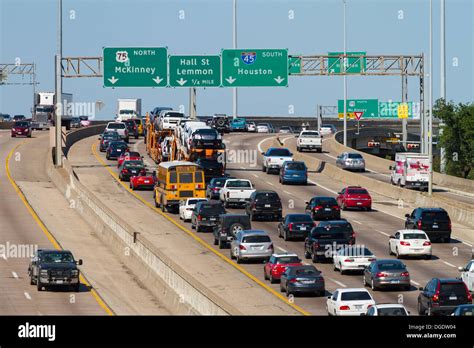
[401,60,408,146]
[54,0,63,167]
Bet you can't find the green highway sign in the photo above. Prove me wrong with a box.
[103,47,167,87]
[338,99,378,119]
[169,55,221,87]
[221,49,288,87]
[328,52,366,74]
[288,56,301,74]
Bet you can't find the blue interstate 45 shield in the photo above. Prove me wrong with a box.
[241,52,256,65]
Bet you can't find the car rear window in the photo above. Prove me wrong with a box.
[242,235,271,243]
[188,199,206,205]
[285,162,306,170]
[256,192,280,202]
[377,307,407,316]
[127,152,141,157]
[195,128,218,135]
[295,268,320,276]
[315,197,337,205]
[276,256,300,264]
[300,131,320,137]
[200,205,226,215]
[421,211,449,222]
[318,224,353,234]
[348,153,363,159]
[287,214,313,223]
[440,283,467,297]
[315,232,349,240]
[108,123,125,129]
[226,180,251,188]
[340,247,373,257]
[268,149,291,156]
[14,122,29,127]
[347,189,369,195]
[403,233,427,240]
[377,262,406,271]
[124,161,143,168]
[341,291,372,301]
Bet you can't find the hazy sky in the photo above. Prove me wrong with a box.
[0,0,473,119]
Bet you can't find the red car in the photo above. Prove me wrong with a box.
[11,121,32,138]
[336,186,372,211]
[264,253,303,283]
[130,172,156,191]
[117,151,142,168]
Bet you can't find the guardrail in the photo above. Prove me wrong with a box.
[47,126,240,315]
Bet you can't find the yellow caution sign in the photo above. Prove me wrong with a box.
[397,103,409,119]
[338,112,356,119]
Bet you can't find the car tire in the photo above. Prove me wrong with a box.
[230,249,235,260]
[366,207,372,211]
[296,146,301,152]
[229,223,244,236]
[74,283,80,292]
[264,269,269,280]
[311,252,318,263]
[396,248,401,259]
[341,203,346,211]
[270,274,277,284]
[37,281,43,291]
[280,284,285,292]
[218,239,225,249]
[213,238,218,246]
[371,278,377,291]
[196,224,201,232]
[283,230,289,241]
[30,276,35,285]
[304,250,311,259]
[418,301,425,316]
[265,166,270,174]
[340,264,345,275]
[363,276,368,287]
[262,165,266,172]
[236,255,242,264]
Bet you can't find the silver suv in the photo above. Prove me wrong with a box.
[230,230,273,263]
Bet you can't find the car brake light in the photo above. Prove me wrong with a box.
[344,259,354,262]
[352,232,356,238]
[368,258,376,261]
[289,278,297,283]
[333,205,340,210]
[375,272,388,278]
[314,205,323,211]
[239,245,246,250]
[212,187,219,192]
[417,220,422,229]
[400,271,409,277]
[288,223,293,230]
[423,241,431,246]
[432,292,439,302]
[339,305,350,310]
[367,304,373,309]
[400,241,411,246]
[197,214,202,221]
[466,287,472,302]
[314,243,320,249]
[122,169,128,173]
[196,184,202,189]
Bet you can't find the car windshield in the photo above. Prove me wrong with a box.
[256,192,280,202]
[226,180,251,188]
[377,262,406,271]
[403,233,427,240]
[14,122,29,127]
[377,307,407,316]
[124,161,143,168]
[300,132,320,137]
[188,199,206,205]
[276,256,300,264]
[295,268,320,276]
[165,112,185,118]
[104,133,120,140]
[315,197,337,205]
[421,211,449,222]
[108,123,125,129]
[288,214,313,223]
[440,283,467,296]
[200,205,226,214]
[195,129,218,135]
[120,110,134,115]
[110,143,127,149]
[242,235,271,243]
[341,291,372,301]
[348,189,369,195]
[285,162,305,171]
[348,153,363,159]
[126,152,141,158]
[42,252,74,263]
[267,149,291,156]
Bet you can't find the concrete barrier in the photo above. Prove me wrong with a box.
[47,126,240,315]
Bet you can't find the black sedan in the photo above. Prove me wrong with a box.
[305,196,341,220]
[118,160,145,181]
[280,265,325,297]
[106,141,129,160]
[99,131,121,152]
[278,214,315,241]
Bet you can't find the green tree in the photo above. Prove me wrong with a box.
[434,99,474,178]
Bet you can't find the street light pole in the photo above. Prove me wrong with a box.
[232,0,238,120]
[343,0,347,146]
[439,0,446,173]
[428,0,433,195]
[55,0,63,167]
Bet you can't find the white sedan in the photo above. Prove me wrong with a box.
[389,229,432,259]
[256,124,270,133]
[363,303,409,316]
[246,122,256,132]
[333,246,376,274]
[179,198,208,222]
[326,288,375,316]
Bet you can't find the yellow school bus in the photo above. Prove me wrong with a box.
[154,161,205,212]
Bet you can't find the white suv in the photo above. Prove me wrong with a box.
[105,122,129,143]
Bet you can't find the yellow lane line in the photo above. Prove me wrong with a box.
[5,142,114,316]
[91,141,310,316]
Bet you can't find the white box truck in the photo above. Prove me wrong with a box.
[116,99,142,121]
[390,153,430,190]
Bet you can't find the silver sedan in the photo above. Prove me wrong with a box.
[230,230,273,263]
[336,152,366,172]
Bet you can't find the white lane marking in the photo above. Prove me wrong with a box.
[12,271,18,279]
[442,261,456,268]
[283,190,292,195]
[328,278,347,288]
[240,166,245,169]
[411,280,421,286]
[377,230,390,237]
[257,136,274,153]
[462,241,473,247]
[24,292,31,300]
[324,154,338,160]
[268,182,274,186]
[351,219,362,225]
[276,247,287,252]
[252,174,258,178]
[308,179,338,194]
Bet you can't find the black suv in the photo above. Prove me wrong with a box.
[190,128,223,149]
[124,119,139,139]
[191,201,226,232]
[245,190,282,221]
[210,114,230,134]
[213,214,251,249]
[195,157,225,182]
[28,249,82,291]
[405,208,451,242]
[418,278,472,316]
[304,220,355,262]
[305,196,341,220]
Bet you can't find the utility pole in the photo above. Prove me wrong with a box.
[401,59,408,145]
[232,0,238,120]
[428,0,433,195]
[189,87,196,119]
[439,0,446,173]
[54,0,63,167]
[343,0,348,146]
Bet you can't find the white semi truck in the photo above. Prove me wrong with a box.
[116,99,142,121]
[390,153,430,190]
[31,92,73,130]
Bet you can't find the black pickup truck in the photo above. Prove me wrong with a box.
[304,220,356,262]
[28,249,83,291]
